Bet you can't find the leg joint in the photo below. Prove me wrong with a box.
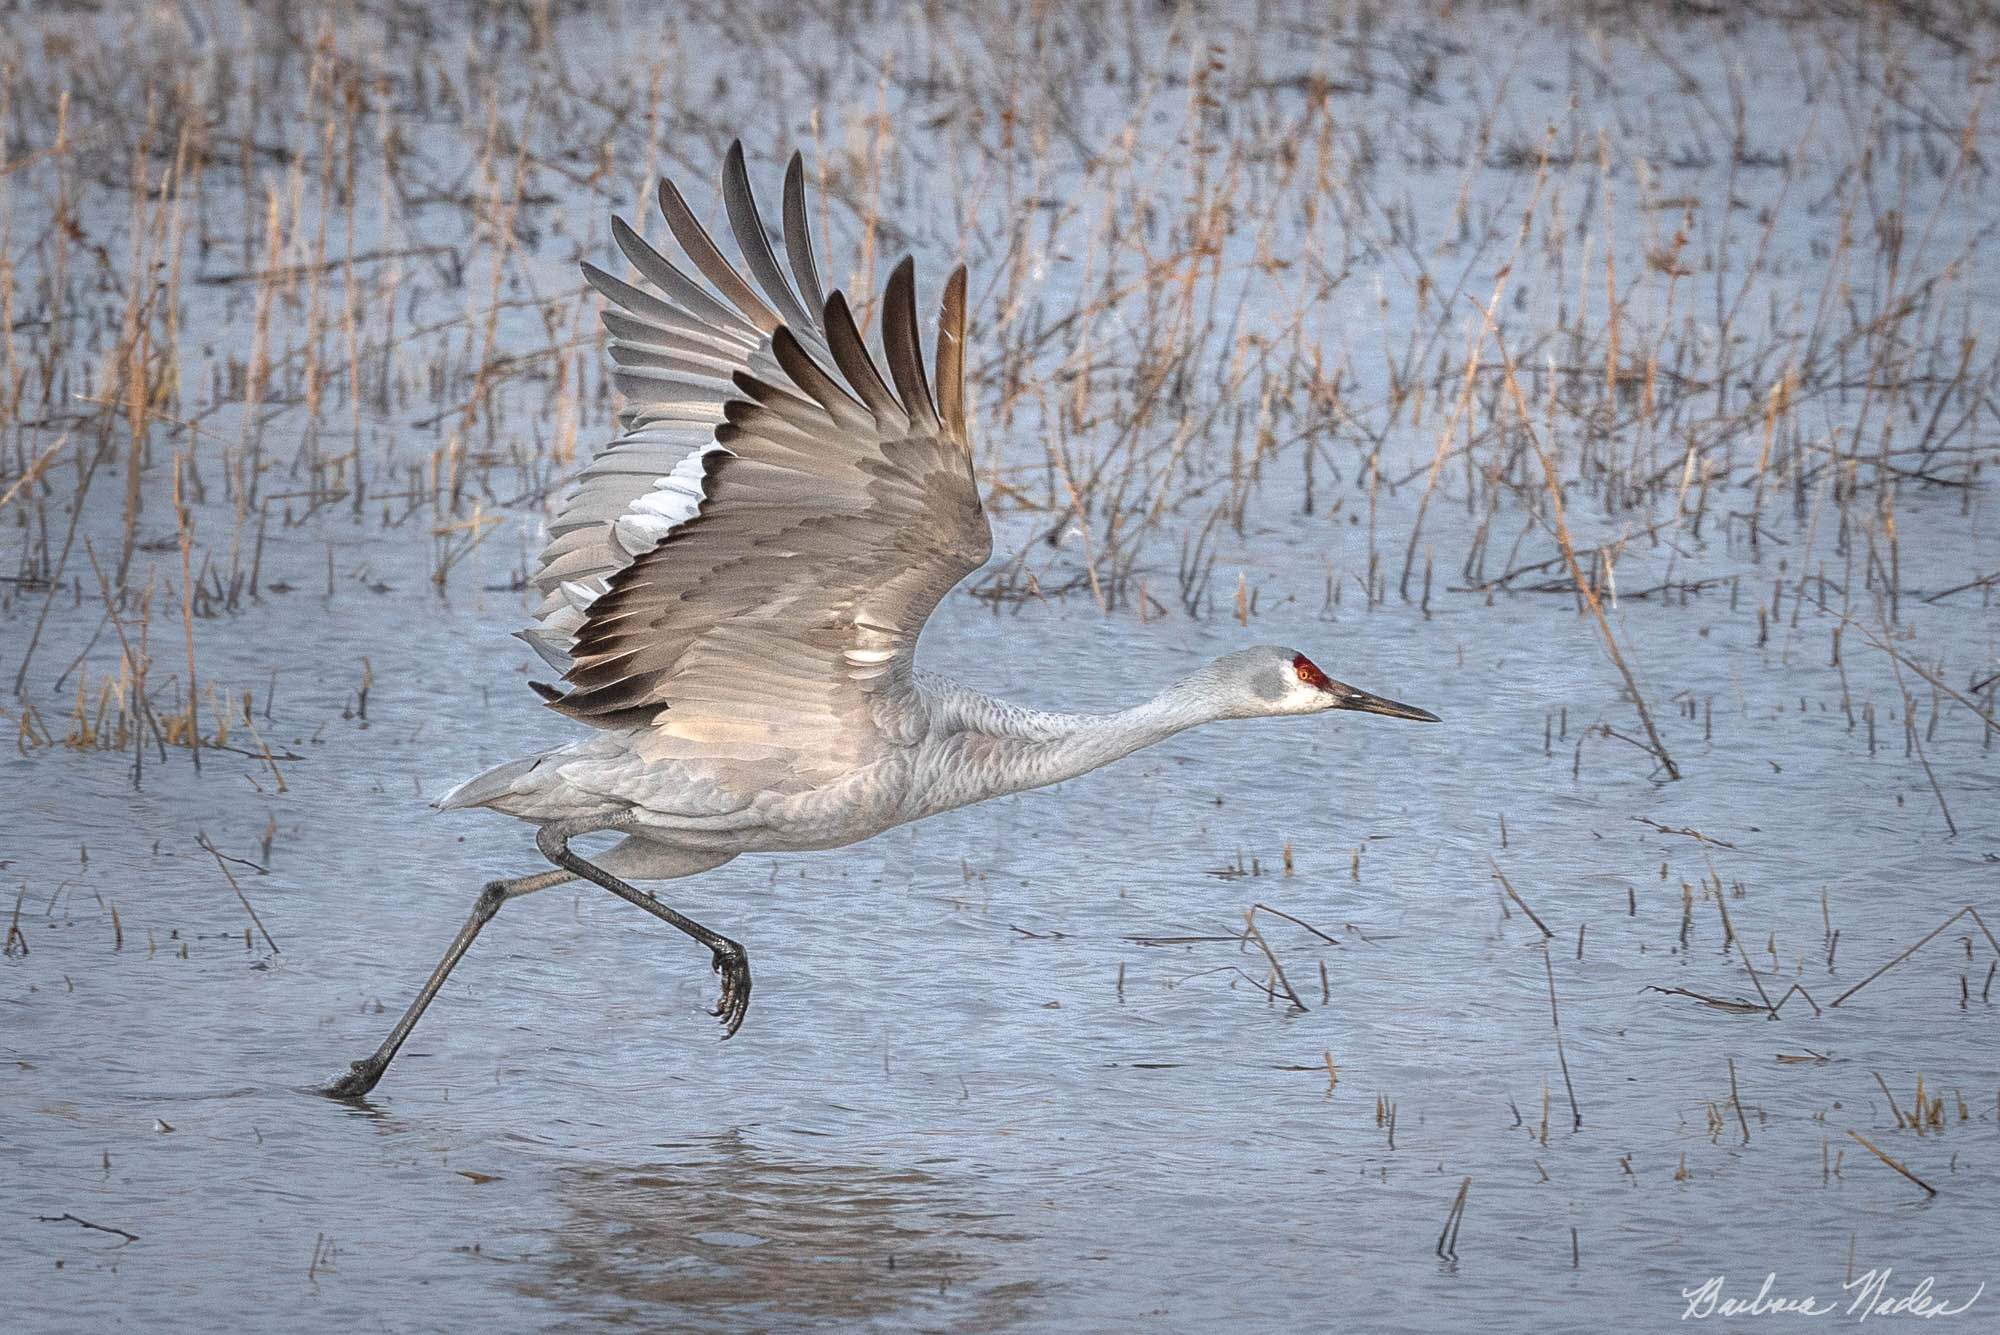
[535,820,581,868]
[534,815,629,871]
[473,879,510,921]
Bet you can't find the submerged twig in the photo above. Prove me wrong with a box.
[36,1212,139,1244]
[1544,945,1582,1130]
[1844,1129,1937,1198]
[1831,906,1999,1008]
[1239,909,1309,1013]
[1436,1177,1472,1260]
[197,832,280,953]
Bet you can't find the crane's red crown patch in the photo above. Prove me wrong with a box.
[1292,654,1334,691]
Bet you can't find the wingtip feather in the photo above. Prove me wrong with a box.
[937,263,969,445]
[882,256,941,434]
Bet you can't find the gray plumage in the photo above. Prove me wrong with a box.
[324,143,1437,1100]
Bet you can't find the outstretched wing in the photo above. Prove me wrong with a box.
[520,143,823,673]
[529,145,988,791]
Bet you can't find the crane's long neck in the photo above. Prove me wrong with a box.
[940,670,1231,801]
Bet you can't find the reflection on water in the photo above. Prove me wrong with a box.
[523,1133,1034,1330]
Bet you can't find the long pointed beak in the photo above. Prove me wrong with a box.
[1333,685,1440,723]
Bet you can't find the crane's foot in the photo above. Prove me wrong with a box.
[322,1057,386,1100]
[709,938,752,1039]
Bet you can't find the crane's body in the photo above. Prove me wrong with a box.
[324,143,1436,1100]
[435,659,1375,856]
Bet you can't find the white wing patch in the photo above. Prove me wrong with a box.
[518,431,726,672]
[611,435,718,556]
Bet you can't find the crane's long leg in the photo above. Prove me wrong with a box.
[534,818,752,1039]
[322,868,574,1099]
[323,817,750,1101]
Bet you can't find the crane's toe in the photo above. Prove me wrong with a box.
[708,938,752,1039]
[322,1058,385,1101]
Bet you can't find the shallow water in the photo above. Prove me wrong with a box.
[5,2,1999,1331]
[7,499,1997,1331]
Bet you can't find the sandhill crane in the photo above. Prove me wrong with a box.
[324,143,1437,1099]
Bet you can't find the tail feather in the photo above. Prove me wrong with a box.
[432,756,547,812]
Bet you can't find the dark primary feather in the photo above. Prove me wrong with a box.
[823,290,908,431]
[656,175,781,333]
[883,257,942,435]
[723,142,819,335]
[936,265,970,446]
[608,218,761,340]
[770,326,874,433]
[781,153,826,313]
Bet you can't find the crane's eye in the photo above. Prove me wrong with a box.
[1292,654,1334,691]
